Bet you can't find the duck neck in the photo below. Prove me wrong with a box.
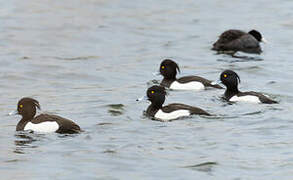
[163,73,176,81]
[225,86,239,99]
[146,95,165,117]
[146,104,161,117]
[16,118,31,131]
[161,77,176,87]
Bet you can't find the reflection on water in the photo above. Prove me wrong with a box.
[107,104,125,116]
[183,162,218,173]
[14,131,81,154]
[217,56,263,63]
[14,132,40,154]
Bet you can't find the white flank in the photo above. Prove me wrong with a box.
[154,109,190,121]
[170,81,205,90]
[24,121,59,133]
[230,95,261,103]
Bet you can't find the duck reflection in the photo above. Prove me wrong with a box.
[14,130,80,154]
[107,104,125,116]
[217,55,263,63]
[14,131,42,154]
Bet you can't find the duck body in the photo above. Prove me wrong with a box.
[218,70,277,104]
[145,86,211,121]
[17,114,81,134]
[14,97,81,134]
[159,59,222,90]
[147,103,210,121]
[224,90,277,104]
[212,29,264,54]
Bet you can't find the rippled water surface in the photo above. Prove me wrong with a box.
[1,0,293,179]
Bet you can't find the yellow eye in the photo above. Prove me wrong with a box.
[223,74,227,78]
[151,91,154,94]
[19,104,23,108]
[161,66,165,69]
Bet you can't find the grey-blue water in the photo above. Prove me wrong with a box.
[1,0,293,179]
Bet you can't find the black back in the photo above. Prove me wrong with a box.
[177,76,223,89]
[162,103,210,116]
[213,29,246,45]
[212,29,262,54]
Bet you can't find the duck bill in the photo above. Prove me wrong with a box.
[136,96,148,102]
[8,110,18,116]
[261,37,268,43]
[152,71,161,76]
[211,79,222,85]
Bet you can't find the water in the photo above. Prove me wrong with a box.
[1,0,293,179]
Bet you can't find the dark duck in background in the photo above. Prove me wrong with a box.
[212,29,267,55]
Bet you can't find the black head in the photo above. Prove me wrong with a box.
[220,70,241,91]
[146,85,166,108]
[159,59,180,80]
[248,30,262,42]
[17,97,41,120]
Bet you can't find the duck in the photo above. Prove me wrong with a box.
[138,85,211,121]
[214,70,277,104]
[10,97,81,134]
[159,59,222,90]
[212,29,266,54]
